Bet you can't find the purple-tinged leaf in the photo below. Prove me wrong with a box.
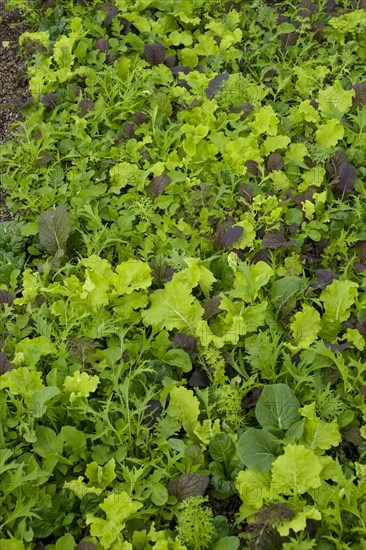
[75,543,98,550]
[142,400,163,427]
[341,426,365,446]
[204,296,221,321]
[253,249,270,263]
[356,321,366,338]
[123,122,135,138]
[170,65,192,76]
[262,231,296,249]
[165,55,176,68]
[332,162,357,194]
[41,92,57,107]
[310,268,336,289]
[95,38,108,52]
[39,204,70,255]
[355,241,366,262]
[297,0,317,17]
[150,255,175,287]
[352,82,366,107]
[0,290,15,305]
[220,225,243,247]
[242,387,262,409]
[326,149,347,176]
[132,111,147,125]
[354,261,366,273]
[144,43,165,65]
[280,31,299,48]
[324,341,350,352]
[245,159,261,177]
[267,152,284,172]
[103,7,118,27]
[238,184,254,203]
[0,352,13,375]
[149,173,171,199]
[79,99,94,116]
[205,73,229,99]
[188,369,210,388]
[167,473,210,501]
[171,333,198,358]
[292,187,316,203]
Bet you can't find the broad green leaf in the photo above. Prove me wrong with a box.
[237,428,282,471]
[109,162,139,190]
[33,426,63,458]
[61,426,87,454]
[29,386,60,418]
[111,260,152,295]
[209,433,236,463]
[262,135,291,156]
[250,105,279,136]
[63,370,99,401]
[318,80,355,119]
[14,336,56,368]
[271,276,308,312]
[320,279,358,323]
[81,256,114,309]
[167,386,200,437]
[230,261,273,302]
[236,469,271,517]
[277,506,322,537]
[212,537,240,550]
[142,278,204,333]
[315,118,344,147]
[55,534,75,550]
[0,540,26,550]
[288,305,321,352]
[301,418,341,451]
[39,204,70,255]
[0,367,44,399]
[255,384,301,431]
[271,445,322,496]
[86,459,116,489]
[86,492,142,548]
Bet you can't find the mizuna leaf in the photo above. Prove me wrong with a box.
[144,42,165,65]
[39,204,70,255]
[167,473,209,501]
[237,428,282,471]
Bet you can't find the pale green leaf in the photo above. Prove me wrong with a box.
[271,445,322,496]
[167,386,200,437]
[288,305,321,352]
[320,279,358,323]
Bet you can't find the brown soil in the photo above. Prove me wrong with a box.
[0,0,31,144]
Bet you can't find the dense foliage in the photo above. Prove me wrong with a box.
[0,0,366,548]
